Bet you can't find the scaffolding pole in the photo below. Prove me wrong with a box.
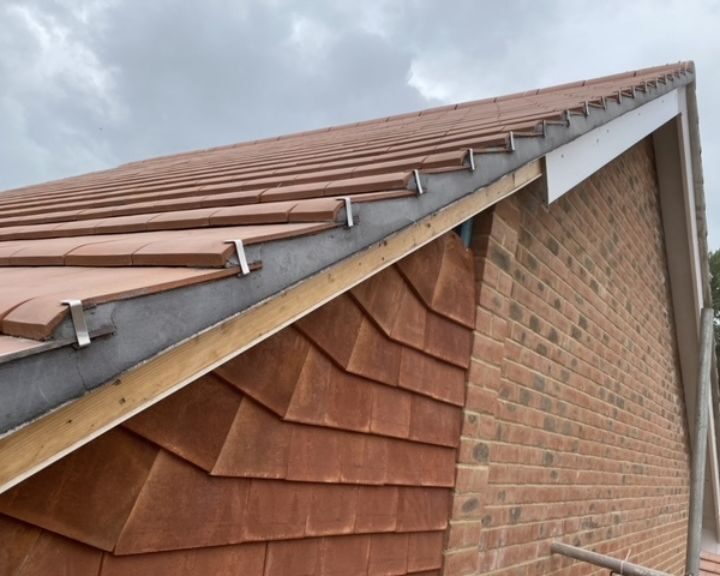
[687,307,716,576]
[551,542,672,576]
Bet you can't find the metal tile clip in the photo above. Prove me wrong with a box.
[413,169,425,195]
[507,131,516,152]
[225,239,251,275]
[340,197,354,227]
[467,148,476,171]
[61,299,91,348]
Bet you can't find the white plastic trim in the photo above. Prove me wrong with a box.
[545,89,681,202]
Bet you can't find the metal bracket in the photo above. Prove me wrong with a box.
[507,131,516,152]
[61,299,91,348]
[467,148,476,171]
[340,196,354,227]
[225,239,251,275]
[413,169,425,195]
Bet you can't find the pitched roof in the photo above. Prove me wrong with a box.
[0,62,694,438]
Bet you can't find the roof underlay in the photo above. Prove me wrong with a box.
[0,62,702,484]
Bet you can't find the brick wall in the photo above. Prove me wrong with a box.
[0,233,475,576]
[445,139,691,576]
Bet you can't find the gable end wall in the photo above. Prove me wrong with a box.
[445,138,692,576]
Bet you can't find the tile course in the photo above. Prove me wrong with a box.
[0,62,689,357]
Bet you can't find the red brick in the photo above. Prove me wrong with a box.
[442,547,478,576]
[464,385,498,415]
[472,332,504,365]
[454,465,489,493]
[446,141,693,576]
[445,520,484,549]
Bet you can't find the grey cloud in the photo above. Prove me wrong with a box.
[1,0,718,246]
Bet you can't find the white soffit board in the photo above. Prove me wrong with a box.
[545,88,681,202]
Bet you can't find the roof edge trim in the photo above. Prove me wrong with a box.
[546,88,681,202]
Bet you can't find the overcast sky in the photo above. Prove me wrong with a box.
[1,0,718,247]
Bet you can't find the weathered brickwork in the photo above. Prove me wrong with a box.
[445,139,691,576]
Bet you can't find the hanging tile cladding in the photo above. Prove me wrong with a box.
[443,140,691,576]
[0,232,476,576]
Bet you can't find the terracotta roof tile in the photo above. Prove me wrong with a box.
[398,347,466,406]
[0,266,238,340]
[123,373,241,471]
[0,62,690,353]
[354,487,398,533]
[0,429,157,552]
[306,485,358,536]
[368,533,409,576]
[101,542,266,576]
[396,488,450,532]
[8,526,102,576]
[338,434,388,485]
[212,397,292,479]
[215,326,311,415]
[265,538,319,576]
[319,535,371,576]
[115,450,251,554]
[407,532,444,572]
[0,334,45,359]
[242,480,312,542]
